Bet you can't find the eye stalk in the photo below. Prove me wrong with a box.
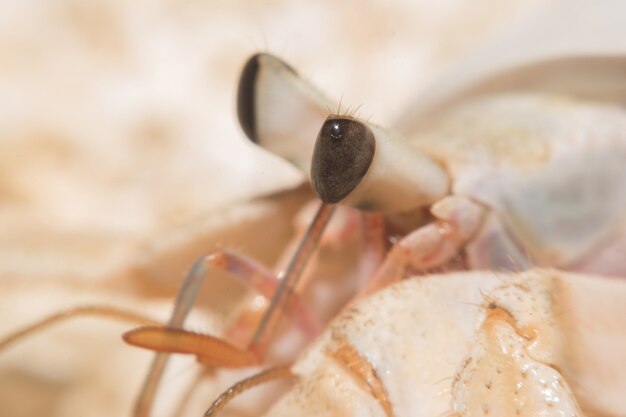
[235,53,448,213]
[311,117,376,204]
[311,116,449,213]
[236,54,262,143]
[237,53,299,144]
[235,53,332,173]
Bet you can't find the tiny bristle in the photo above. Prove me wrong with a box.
[327,103,365,120]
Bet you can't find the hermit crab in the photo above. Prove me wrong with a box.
[137,48,626,416]
[2,1,626,416]
[3,59,626,417]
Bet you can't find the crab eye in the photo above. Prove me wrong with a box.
[236,54,261,142]
[329,121,344,140]
[311,117,376,203]
[236,53,297,144]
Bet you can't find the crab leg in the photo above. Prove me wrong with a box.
[129,202,335,416]
[356,213,386,287]
[206,249,324,337]
[277,201,386,290]
[127,203,335,370]
[365,196,485,294]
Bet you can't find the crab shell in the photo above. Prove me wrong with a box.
[263,269,626,417]
[406,93,626,273]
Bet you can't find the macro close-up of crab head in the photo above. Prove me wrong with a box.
[1,1,626,417]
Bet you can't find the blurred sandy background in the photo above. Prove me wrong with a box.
[0,1,547,417]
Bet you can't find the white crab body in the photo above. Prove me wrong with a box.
[409,93,626,274]
[247,51,626,277]
[264,269,626,417]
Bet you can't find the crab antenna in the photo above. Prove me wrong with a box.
[204,365,293,416]
[0,306,160,351]
[250,202,335,355]
[134,258,209,417]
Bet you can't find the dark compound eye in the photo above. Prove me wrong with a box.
[311,117,376,203]
[329,121,344,140]
[236,54,261,143]
[236,53,297,144]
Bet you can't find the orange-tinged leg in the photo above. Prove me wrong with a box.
[131,202,335,417]
[364,196,485,295]
[204,249,323,338]
[129,203,385,371]
[223,202,383,353]
[356,212,386,287]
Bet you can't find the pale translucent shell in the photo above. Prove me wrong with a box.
[265,270,626,417]
[410,94,626,270]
